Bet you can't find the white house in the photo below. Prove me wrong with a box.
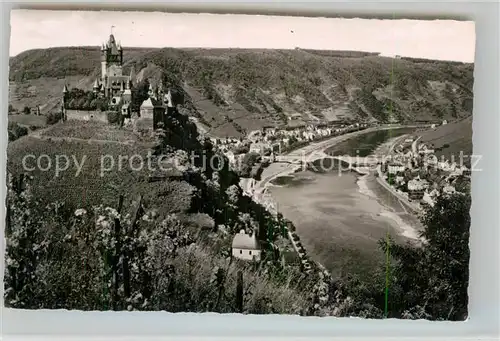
[424,155,438,167]
[442,120,448,125]
[422,192,435,207]
[429,188,440,198]
[232,230,261,262]
[249,142,269,154]
[408,177,428,200]
[388,163,406,175]
[408,177,429,191]
[395,176,406,185]
[225,151,236,166]
[438,161,452,172]
[443,185,456,195]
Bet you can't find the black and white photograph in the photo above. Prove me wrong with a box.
[5,9,474,320]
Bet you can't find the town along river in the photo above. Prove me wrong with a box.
[269,128,422,279]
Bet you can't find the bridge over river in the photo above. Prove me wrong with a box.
[274,153,383,167]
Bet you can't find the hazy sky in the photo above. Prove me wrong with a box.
[10,10,475,62]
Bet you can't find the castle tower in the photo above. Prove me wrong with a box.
[100,31,125,99]
[122,78,132,104]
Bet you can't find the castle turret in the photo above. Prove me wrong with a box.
[122,78,132,104]
[93,79,100,93]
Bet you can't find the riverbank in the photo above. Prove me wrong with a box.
[354,134,423,241]
[256,125,418,193]
[260,128,423,276]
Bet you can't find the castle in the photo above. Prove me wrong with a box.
[61,31,181,128]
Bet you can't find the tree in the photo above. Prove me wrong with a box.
[380,192,471,320]
[131,78,150,113]
[239,152,260,178]
[23,106,31,115]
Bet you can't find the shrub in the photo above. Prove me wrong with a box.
[46,112,63,125]
[234,144,250,155]
[107,111,121,125]
[7,122,28,142]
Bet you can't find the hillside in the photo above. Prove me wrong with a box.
[419,116,473,166]
[9,46,474,137]
[6,110,320,314]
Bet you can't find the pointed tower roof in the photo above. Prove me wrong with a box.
[63,84,69,93]
[107,34,119,55]
[93,79,99,88]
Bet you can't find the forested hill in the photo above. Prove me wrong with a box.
[10,47,474,135]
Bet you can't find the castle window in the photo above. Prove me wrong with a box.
[249,251,252,255]
[239,250,242,254]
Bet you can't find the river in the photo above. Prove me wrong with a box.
[269,128,422,279]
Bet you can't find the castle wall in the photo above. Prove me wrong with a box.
[66,110,109,123]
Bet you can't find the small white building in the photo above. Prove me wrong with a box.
[424,155,438,166]
[422,192,436,207]
[225,150,236,166]
[388,163,406,175]
[395,176,405,185]
[408,176,429,200]
[408,177,429,191]
[443,185,456,195]
[429,188,440,198]
[249,142,269,154]
[442,120,448,125]
[232,230,261,262]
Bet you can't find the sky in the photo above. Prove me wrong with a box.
[10,10,475,62]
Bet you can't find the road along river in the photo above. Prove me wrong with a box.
[256,126,423,279]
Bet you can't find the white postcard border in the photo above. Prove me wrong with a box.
[1,1,498,340]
